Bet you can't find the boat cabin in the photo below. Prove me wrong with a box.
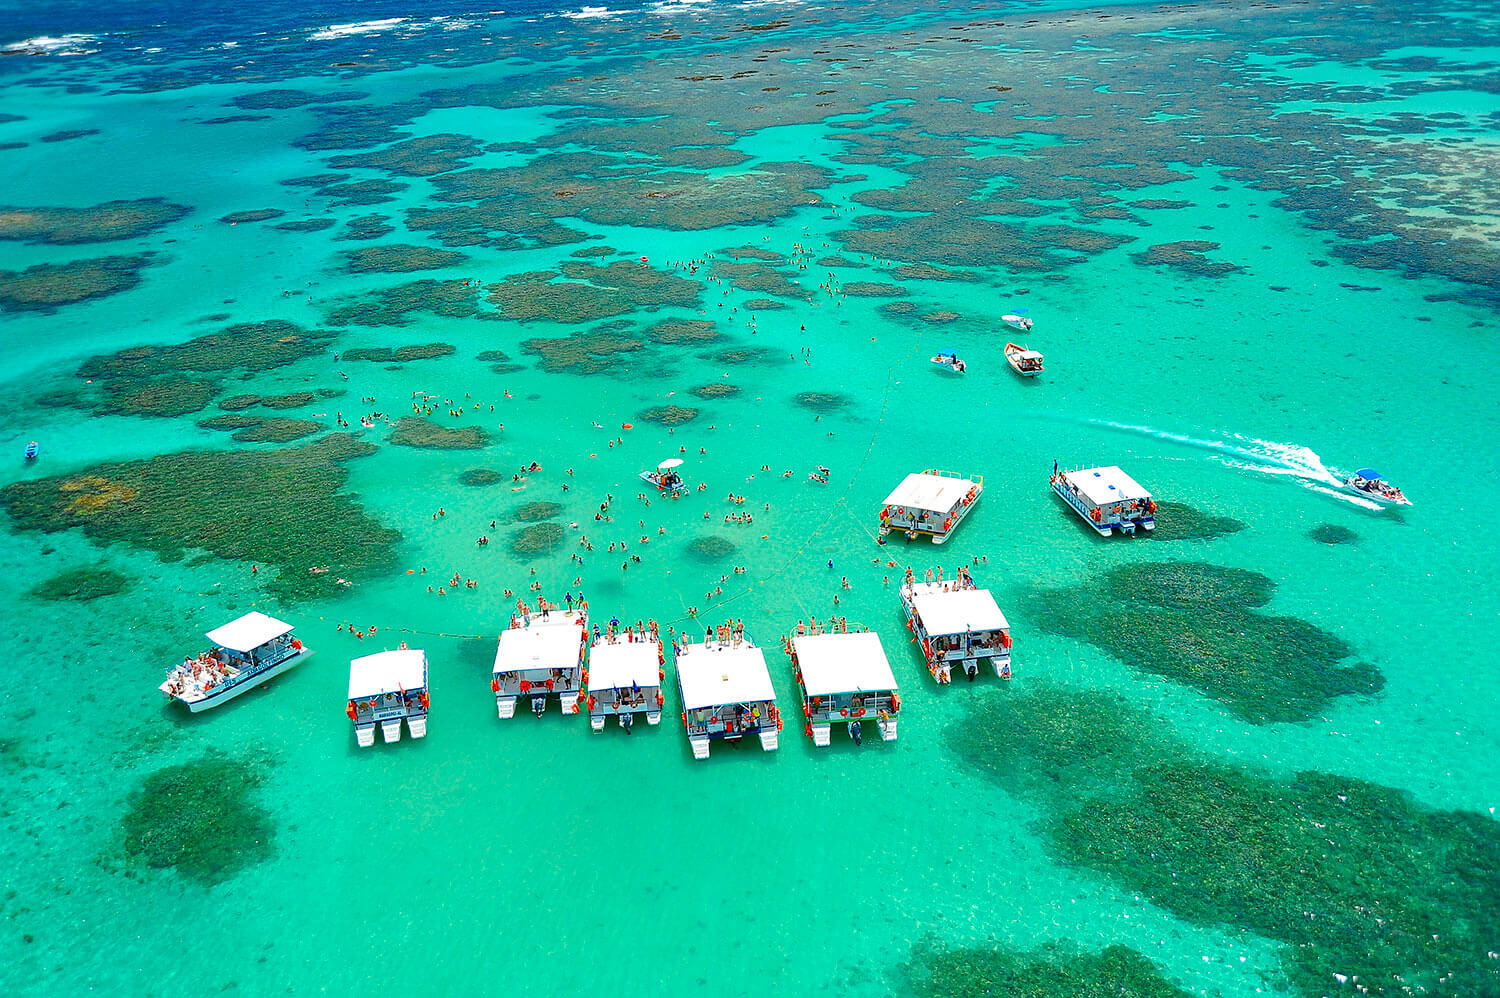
[347,647,429,747]
[879,469,982,545]
[675,630,780,759]
[789,630,899,746]
[901,575,1011,683]
[586,629,665,732]
[159,610,311,712]
[1051,464,1156,536]
[492,608,588,719]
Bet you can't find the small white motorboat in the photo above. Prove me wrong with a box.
[930,350,966,374]
[1343,468,1411,506]
[1002,311,1033,332]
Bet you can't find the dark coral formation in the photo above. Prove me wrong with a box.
[906,941,1191,998]
[231,418,324,443]
[637,404,700,425]
[120,751,274,886]
[691,383,740,399]
[339,343,457,362]
[949,686,1500,998]
[459,468,502,487]
[326,281,478,326]
[29,567,130,601]
[219,209,285,225]
[511,522,565,556]
[0,434,399,601]
[513,501,564,522]
[0,254,155,313]
[388,417,488,449]
[259,392,315,410]
[688,535,736,559]
[1309,524,1360,545]
[1148,500,1247,541]
[0,199,190,244]
[520,325,644,375]
[1131,240,1243,277]
[1030,561,1377,723]
[793,391,850,413]
[486,261,701,323]
[341,244,469,273]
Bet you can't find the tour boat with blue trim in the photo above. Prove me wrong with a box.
[585,624,665,732]
[1051,462,1156,536]
[900,569,1011,683]
[159,611,312,712]
[492,602,588,719]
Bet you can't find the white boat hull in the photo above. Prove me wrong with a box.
[177,649,312,712]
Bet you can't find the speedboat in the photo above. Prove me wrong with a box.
[930,350,966,374]
[641,457,686,496]
[23,441,38,461]
[1343,468,1411,506]
[1002,311,1033,332]
[1004,342,1044,377]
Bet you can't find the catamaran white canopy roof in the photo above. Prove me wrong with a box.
[1063,466,1151,506]
[677,644,775,710]
[882,472,976,514]
[207,611,293,652]
[911,588,1009,636]
[793,631,897,697]
[588,640,661,692]
[348,649,427,699]
[493,617,586,675]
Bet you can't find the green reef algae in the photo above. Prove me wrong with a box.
[0,434,399,602]
[230,418,324,443]
[340,343,456,363]
[119,750,274,886]
[1032,561,1375,723]
[79,319,333,379]
[389,417,488,450]
[326,280,478,326]
[688,535,736,560]
[520,325,644,375]
[0,198,189,244]
[487,261,700,324]
[340,244,469,273]
[29,567,131,601]
[219,209,284,225]
[259,391,315,409]
[1148,500,1246,541]
[1131,240,1242,278]
[691,383,740,399]
[512,522,565,556]
[906,941,1191,998]
[1309,524,1360,545]
[949,687,1500,998]
[98,376,217,419]
[513,501,563,523]
[793,391,850,413]
[459,468,503,487]
[638,404,700,426]
[0,253,156,313]
[198,414,263,431]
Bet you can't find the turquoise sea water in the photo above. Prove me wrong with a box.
[3,1,1499,994]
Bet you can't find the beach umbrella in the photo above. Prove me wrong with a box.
[658,458,684,469]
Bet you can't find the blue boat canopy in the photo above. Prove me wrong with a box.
[1355,468,1381,480]
[937,350,956,357]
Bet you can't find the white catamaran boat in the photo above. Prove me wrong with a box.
[586,626,666,732]
[491,603,588,719]
[159,611,312,712]
[878,469,982,545]
[675,625,780,759]
[788,628,899,746]
[900,570,1011,683]
[1343,468,1411,506]
[347,646,429,747]
[1051,463,1156,536]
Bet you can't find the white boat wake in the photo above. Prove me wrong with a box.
[1082,419,1384,508]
